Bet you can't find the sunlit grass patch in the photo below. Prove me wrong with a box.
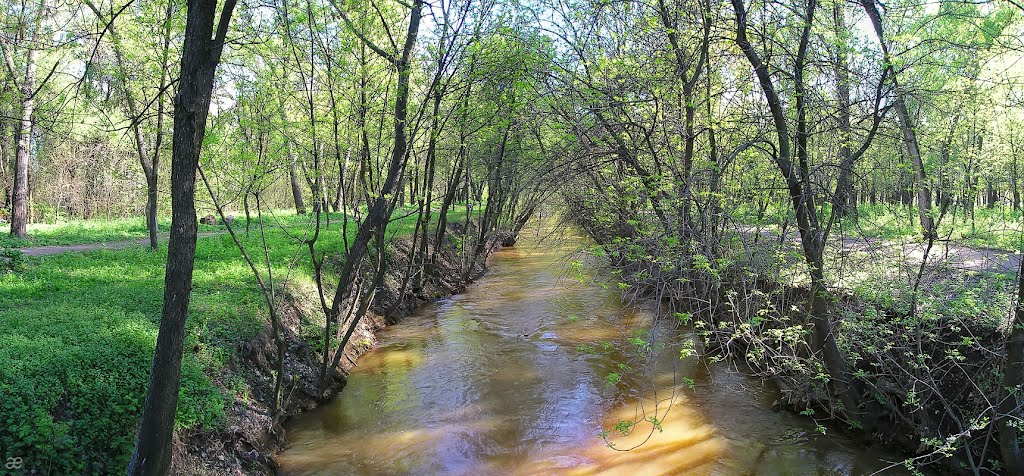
[0,216,229,249]
[0,205,469,472]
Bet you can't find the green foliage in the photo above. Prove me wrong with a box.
[612,419,634,436]
[674,312,692,325]
[0,217,223,249]
[0,243,232,472]
[839,204,1024,251]
[0,302,226,473]
[0,207,450,473]
[0,248,25,274]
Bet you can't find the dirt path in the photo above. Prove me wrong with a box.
[742,226,1020,274]
[839,235,1020,274]
[19,224,1020,274]
[18,232,225,257]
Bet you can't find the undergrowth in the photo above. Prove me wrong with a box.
[0,206,462,473]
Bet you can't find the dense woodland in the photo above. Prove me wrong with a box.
[3,0,1024,474]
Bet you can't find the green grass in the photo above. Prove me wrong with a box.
[0,216,224,249]
[0,205,466,474]
[731,200,1024,251]
[838,203,918,240]
[843,204,1024,251]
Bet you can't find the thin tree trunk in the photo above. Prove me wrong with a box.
[415,93,443,288]
[146,0,173,249]
[333,147,348,212]
[90,0,169,250]
[937,114,960,213]
[287,137,306,215]
[862,0,934,239]
[733,0,860,423]
[656,0,708,235]
[0,107,8,213]
[831,1,854,219]
[1013,153,1021,212]
[468,124,511,277]
[319,0,423,387]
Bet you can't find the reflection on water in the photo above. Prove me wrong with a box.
[278,226,910,475]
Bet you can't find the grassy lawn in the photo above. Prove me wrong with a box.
[848,204,1024,251]
[0,216,224,249]
[0,206,462,474]
[733,201,1024,251]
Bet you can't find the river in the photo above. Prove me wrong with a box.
[277,226,911,475]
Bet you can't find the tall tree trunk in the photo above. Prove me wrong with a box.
[127,0,236,473]
[282,0,323,216]
[145,0,174,249]
[433,118,469,262]
[831,1,855,219]
[315,167,328,213]
[862,0,934,239]
[91,0,170,250]
[999,252,1024,474]
[281,114,306,215]
[656,0,708,236]
[468,123,511,277]
[1013,153,1021,212]
[936,114,959,213]
[415,92,443,288]
[0,110,8,213]
[1,139,6,213]
[354,45,372,208]
[965,164,977,219]
[9,9,40,239]
[703,8,722,243]
[319,0,423,386]
[332,148,348,212]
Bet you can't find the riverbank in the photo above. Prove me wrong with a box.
[583,229,1009,474]
[170,221,507,475]
[0,210,504,474]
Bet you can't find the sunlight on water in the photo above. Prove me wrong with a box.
[277,225,911,475]
[514,391,727,475]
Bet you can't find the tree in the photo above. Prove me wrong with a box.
[1000,256,1024,476]
[84,0,176,250]
[3,0,47,238]
[127,0,237,473]
[731,0,862,420]
[315,0,423,387]
[861,0,935,240]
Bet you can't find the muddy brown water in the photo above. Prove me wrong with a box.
[277,228,912,475]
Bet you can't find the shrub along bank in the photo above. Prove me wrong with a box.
[568,205,1018,475]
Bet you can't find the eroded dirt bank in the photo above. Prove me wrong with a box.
[169,223,507,475]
